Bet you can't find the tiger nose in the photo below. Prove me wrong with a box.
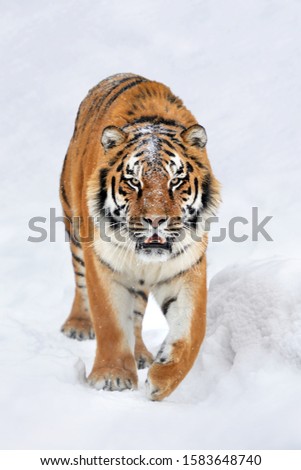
[142,217,168,228]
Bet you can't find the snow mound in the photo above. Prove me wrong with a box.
[207,258,301,365]
[153,258,301,449]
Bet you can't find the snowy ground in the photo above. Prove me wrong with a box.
[1,0,301,449]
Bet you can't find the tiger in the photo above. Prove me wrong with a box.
[60,73,220,401]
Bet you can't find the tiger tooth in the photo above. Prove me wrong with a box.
[144,234,166,245]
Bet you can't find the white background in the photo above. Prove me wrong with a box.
[0,0,301,449]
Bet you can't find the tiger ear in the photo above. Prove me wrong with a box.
[101,126,126,151]
[181,124,207,148]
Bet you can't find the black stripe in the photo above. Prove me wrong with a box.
[181,187,192,195]
[70,234,81,249]
[145,88,153,98]
[161,132,178,138]
[166,94,177,104]
[133,150,144,158]
[161,297,177,315]
[170,137,186,150]
[168,186,174,200]
[124,115,185,129]
[186,161,194,173]
[160,138,176,150]
[164,149,176,157]
[185,154,206,169]
[118,186,128,196]
[98,168,108,211]
[114,281,148,302]
[128,288,148,302]
[132,129,177,139]
[108,149,126,167]
[97,256,118,273]
[111,176,118,207]
[133,310,143,317]
[201,173,212,209]
[191,177,199,207]
[108,156,121,167]
[104,78,147,111]
[61,153,68,175]
[66,228,82,249]
[60,184,70,208]
[72,106,82,138]
[72,252,85,267]
[123,137,143,150]
[75,271,85,277]
[157,255,203,285]
[116,161,124,172]
[77,284,86,289]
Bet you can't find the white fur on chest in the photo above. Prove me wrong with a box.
[93,233,201,288]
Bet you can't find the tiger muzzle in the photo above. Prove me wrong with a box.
[136,233,172,253]
[128,215,183,255]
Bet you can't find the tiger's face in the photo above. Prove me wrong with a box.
[92,121,220,263]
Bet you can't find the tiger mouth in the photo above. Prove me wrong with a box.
[136,233,172,253]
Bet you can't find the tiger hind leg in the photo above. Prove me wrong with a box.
[61,289,94,341]
[61,244,94,341]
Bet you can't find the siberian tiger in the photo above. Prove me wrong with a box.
[60,73,220,400]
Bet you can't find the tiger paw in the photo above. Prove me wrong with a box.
[145,362,184,401]
[88,367,138,391]
[135,349,154,370]
[61,317,95,340]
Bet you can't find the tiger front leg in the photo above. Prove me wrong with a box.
[85,251,139,391]
[146,259,207,401]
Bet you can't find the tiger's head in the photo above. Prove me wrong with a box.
[90,119,220,263]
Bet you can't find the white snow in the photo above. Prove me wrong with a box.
[1,0,301,449]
